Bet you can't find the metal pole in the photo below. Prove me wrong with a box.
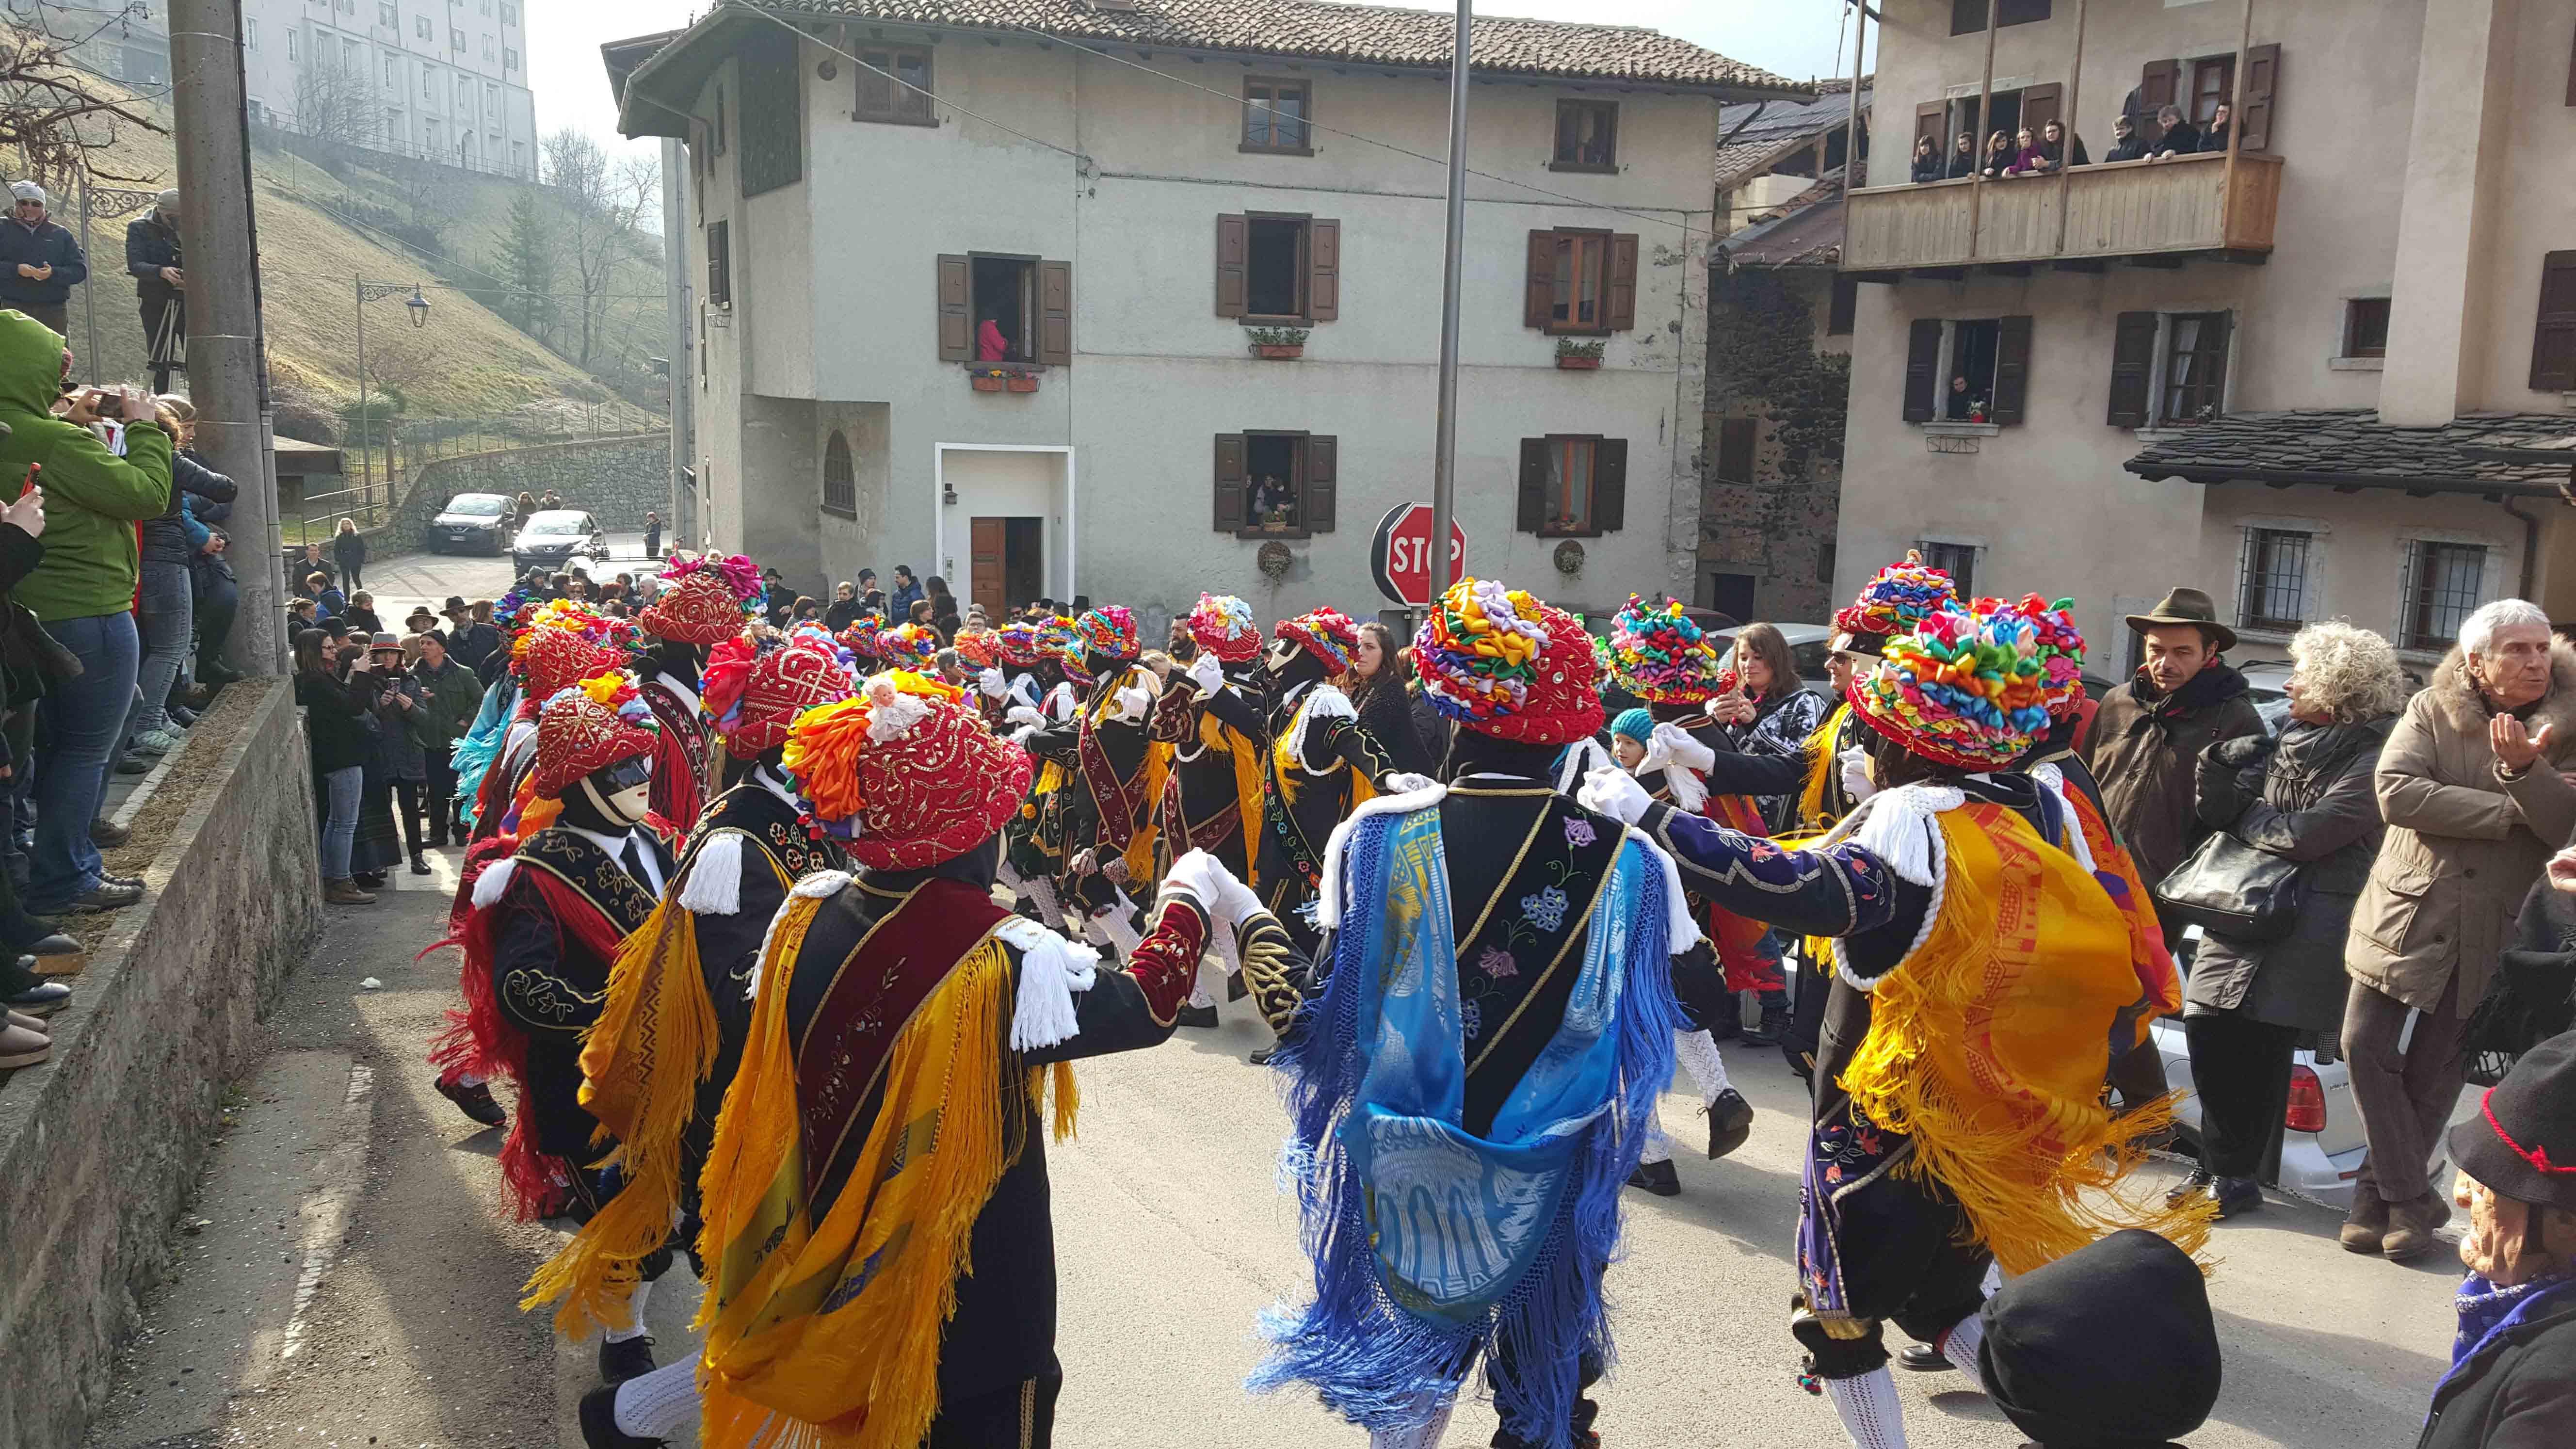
[354,275,370,505]
[2054,0,2089,258]
[1428,0,1470,602]
[1966,0,2000,260]
[660,137,696,553]
[172,0,283,674]
[74,171,97,384]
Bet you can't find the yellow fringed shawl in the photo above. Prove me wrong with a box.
[1198,709,1267,889]
[692,891,1077,1449]
[1837,802,2212,1276]
[1794,702,1849,833]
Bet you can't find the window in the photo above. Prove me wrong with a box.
[738,23,804,197]
[485,82,498,114]
[378,2,397,24]
[344,37,361,70]
[1524,229,1637,335]
[2160,313,2232,425]
[247,18,258,49]
[456,75,470,107]
[1212,214,1340,324]
[288,30,301,62]
[422,65,434,98]
[2137,47,2279,152]
[2400,541,2487,651]
[1952,0,2050,33]
[1213,433,1338,537]
[709,84,726,156]
[2341,297,2390,360]
[451,26,465,51]
[1551,100,1618,171]
[854,45,933,126]
[1901,316,2032,424]
[416,16,431,39]
[706,219,731,308]
[1714,417,1756,483]
[502,3,518,24]
[2187,55,2234,130]
[1517,435,1628,538]
[1241,78,1310,153]
[383,53,397,86]
[936,254,1072,366]
[822,431,856,517]
[512,139,526,173]
[1917,541,1978,600]
[2531,251,2576,391]
[504,48,518,72]
[483,35,495,61]
[2238,529,2313,630]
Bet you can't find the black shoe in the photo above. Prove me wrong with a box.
[2164,1168,2214,1209]
[598,1334,656,1385]
[1705,1088,1755,1159]
[1226,969,1248,1002]
[24,933,78,956]
[1175,1003,1219,1029]
[45,880,143,914]
[353,871,386,888]
[200,664,247,687]
[114,753,151,777]
[409,852,432,876]
[1626,1159,1681,1197]
[1897,1342,1955,1373]
[578,1382,664,1448]
[1248,1046,1277,1066]
[5,979,70,1016]
[89,818,130,848]
[435,1072,507,1127]
[2212,1175,2265,1219]
[1740,1003,1791,1047]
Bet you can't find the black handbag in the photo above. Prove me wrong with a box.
[2152,829,2302,942]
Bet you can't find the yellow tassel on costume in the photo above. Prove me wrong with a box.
[1795,703,1846,832]
[1122,740,1175,883]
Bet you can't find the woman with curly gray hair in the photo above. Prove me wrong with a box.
[2175,621,2409,1220]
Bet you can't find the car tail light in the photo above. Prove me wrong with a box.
[2285,1065,2326,1134]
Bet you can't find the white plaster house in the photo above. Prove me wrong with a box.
[1838,0,2576,674]
[603,0,1802,632]
[244,0,539,179]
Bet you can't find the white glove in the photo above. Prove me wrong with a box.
[1166,849,1261,926]
[1839,746,1878,805]
[1114,685,1153,723]
[978,667,1007,699]
[1006,704,1045,729]
[1186,652,1224,696]
[1652,721,1715,773]
[1578,766,1652,826]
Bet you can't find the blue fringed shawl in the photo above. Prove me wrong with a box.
[449,676,518,828]
[1256,801,1681,1447]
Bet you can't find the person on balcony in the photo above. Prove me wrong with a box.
[2036,119,2089,172]
[2104,113,2150,162]
[2197,102,2234,153]
[1944,130,1979,179]
[2003,127,2047,177]
[1978,129,2015,179]
[1909,136,1943,184]
[2151,104,2202,159]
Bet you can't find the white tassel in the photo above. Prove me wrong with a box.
[1317,778,1449,932]
[747,870,850,998]
[1842,783,1962,889]
[676,831,746,916]
[1552,738,1613,797]
[469,857,517,909]
[996,916,1099,1050]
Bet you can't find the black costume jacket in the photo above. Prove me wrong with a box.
[1148,664,1269,879]
[1023,665,1162,915]
[1256,680,1398,931]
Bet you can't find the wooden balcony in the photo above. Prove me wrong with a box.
[1843,152,2281,277]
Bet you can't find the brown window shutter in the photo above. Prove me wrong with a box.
[1606,234,1639,331]
[1915,100,1946,152]
[1037,259,1073,366]
[2532,252,2576,390]
[1517,439,1547,532]
[2139,59,2180,141]
[2239,44,2281,151]
[1306,219,1340,323]
[1828,276,1858,337]
[1302,435,1337,532]
[1214,434,1249,532]
[1594,438,1627,533]
[1992,315,2033,425]
[1215,215,1249,319]
[2018,82,2062,140]
[1524,231,1556,330]
[936,253,970,361]
[1902,318,1942,421]
[2107,312,2159,427]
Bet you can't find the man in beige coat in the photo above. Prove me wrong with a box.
[2343,598,2576,1259]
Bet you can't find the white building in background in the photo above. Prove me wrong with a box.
[602,0,1803,632]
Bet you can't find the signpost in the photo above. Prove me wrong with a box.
[1370,503,1469,608]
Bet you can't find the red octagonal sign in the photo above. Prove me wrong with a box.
[1370,503,1469,608]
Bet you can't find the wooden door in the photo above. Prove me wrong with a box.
[970,517,1007,619]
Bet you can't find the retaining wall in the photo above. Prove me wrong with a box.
[0,680,323,1448]
[392,432,673,550]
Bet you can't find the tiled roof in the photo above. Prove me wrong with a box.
[1714,83,1868,184]
[1718,167,1846,268]
[2125,410,2576,495]
[720,0,1805,92]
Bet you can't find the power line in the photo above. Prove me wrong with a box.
[738,8,1086,162]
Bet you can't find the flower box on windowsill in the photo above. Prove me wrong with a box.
[970,375,1005,392]
[1247,326,1309,361]
[1254,344,1304,360]
[1555,355,1601,370]
[1554,338,1606,370]
[966,361,1046,394]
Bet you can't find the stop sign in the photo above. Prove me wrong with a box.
[1370,503,1469,608]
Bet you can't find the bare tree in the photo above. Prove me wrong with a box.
[292,53,381,153]
[0,4,166,186]
[542,129,656,369]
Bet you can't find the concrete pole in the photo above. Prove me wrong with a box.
[1844,1,1867,183]
[660,136,696,553]
[171,0,284,674]
[1428,0,1470,603]
[1966,0,2001,260]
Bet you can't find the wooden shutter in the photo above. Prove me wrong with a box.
[1037,259,1072,366]
[1915,101,1947,153]
[2107,311,2159,427]
[1991,315,2033,426]
[1902,318,1942,422]
[1302,435,1337,532]
[2532,252,2576,391]
[1213,434,1249,532]
[1606,234,1639,331]
[2201,311,2234,414]
[706,220,731,307]
[2139,59,2180,142]
[1306,219,1340,323]
[1716,418,1756,482]
[1215,215,1249,319]
[1517,439,1547,532]
[1524,231,1557,329]
[1594,438,1627,533]
[2238,44,2280,152]
[936,253,970,361]
[2019,82,2063,141]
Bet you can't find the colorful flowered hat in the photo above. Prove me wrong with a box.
[781,672,1034,870]
[1073,605,1141,665]
[639,553,763,646]
[1035,614,1079,661]
[1850,597,2078,770]
[1607,595,1724,705]
[952,628,1002,670]
[1832,550,1960,657]
[877,621,942,669]
[701,631,857,759]
[514,602,636,698]
[1414,578,1603,745]
[1188,594,1262,664]
[1995,595,2088,721]
[836,616,885,664]
[996,620,1045,668]
[531,672,660,800]
[1274,607,1359,675]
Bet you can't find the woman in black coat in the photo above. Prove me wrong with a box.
[296,629,378,904]
[2178,621,2407,1217]
[331,517,367,591]
[1347,621,1431,778]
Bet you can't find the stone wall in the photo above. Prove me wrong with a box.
[384,431,673,552]
[0,679,322,1449]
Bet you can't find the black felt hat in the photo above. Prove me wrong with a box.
[2449,1028,2576,1212]
[1978,1229,2220,1449]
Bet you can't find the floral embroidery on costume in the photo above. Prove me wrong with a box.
[1562,817,1597,848]
[1519,885,1570,933]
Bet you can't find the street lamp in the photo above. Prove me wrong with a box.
[354,276,429,509]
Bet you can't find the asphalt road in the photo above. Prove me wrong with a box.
[85,551,2472,1449]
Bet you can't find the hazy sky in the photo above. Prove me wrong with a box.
[532,0,1875,166]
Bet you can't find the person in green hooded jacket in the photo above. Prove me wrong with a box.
[0,310,172,914]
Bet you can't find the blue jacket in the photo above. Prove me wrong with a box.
[0,218,89,307]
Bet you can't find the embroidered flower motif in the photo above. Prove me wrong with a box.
[1460,999,1483,1038]
[1477,945,1519,980]
[1519,885,1570,933]
[1562,817,1597,848]
[1825,1164,1845,1184]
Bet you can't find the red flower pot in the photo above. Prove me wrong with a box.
[1556,355,1601,370]
[1255,344,1304,360]
[971,376,1005,392]
[1006,377,1039,393]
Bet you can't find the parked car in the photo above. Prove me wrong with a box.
[510,509,606,574]
[2238,659,2295,735]
[429,492,515,556]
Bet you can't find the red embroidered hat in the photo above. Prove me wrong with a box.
[1275,607,1359,674]
[1189,594,1262,664]
[1415,578,1602,745]
[639,569,756,646]
[2448,1028,2576,1212]
[702,632,857,759]
[531,673,660,801]
[781,672,1033,870]
[519,623,632,700]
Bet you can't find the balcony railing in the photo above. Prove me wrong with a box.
[1843,151,2281,275]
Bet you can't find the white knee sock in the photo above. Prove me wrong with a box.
[603,1278,651,1342]
[1675,1028,1730,1103]
[613,1357,701,1436]
[1825,1368,1909,1449]
[1938,1313,1986,1380]
[1639,1104,1674,1165]
[1368,1392,1458,1449]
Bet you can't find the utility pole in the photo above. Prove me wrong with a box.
[1428,0,1471,603]
[660,136,696,551]
[171,0,284,674]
